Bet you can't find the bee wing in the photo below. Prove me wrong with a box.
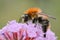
[38,13,56,20]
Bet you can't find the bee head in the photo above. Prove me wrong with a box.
[21,14,32,22]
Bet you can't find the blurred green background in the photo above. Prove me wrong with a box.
[0,0,60,40]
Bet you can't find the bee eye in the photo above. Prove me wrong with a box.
[24,14,29,22]
[24,14,31,22]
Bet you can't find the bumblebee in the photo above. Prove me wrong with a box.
[19,8,56,37]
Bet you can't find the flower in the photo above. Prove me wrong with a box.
[0,20,57,40]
